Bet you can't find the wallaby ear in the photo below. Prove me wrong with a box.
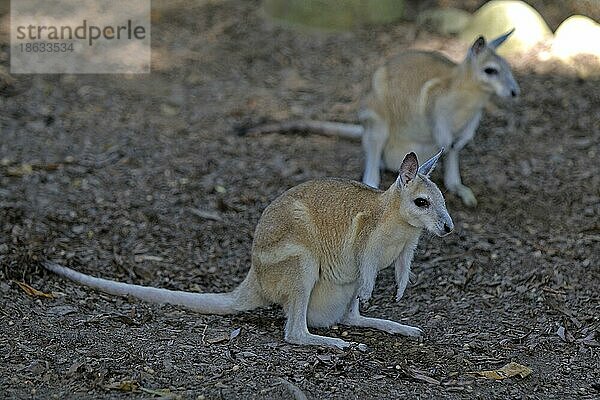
[397,152,419,187]
[469,36,486,57]
[489,28,515,49]
[418,148,444,177]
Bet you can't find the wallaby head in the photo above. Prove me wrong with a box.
[465,29,520,99]
[393,149,453,237]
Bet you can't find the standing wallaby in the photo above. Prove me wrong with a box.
[44,150,453,350]
[361,31,519,206]
[243,31,519,206]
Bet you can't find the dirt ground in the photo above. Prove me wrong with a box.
[1,1,599,399]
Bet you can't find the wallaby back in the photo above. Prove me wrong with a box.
[365,51,458,128]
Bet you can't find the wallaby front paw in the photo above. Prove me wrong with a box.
[285,333,351,349]
[386,323,423,337]
[401,326,423,337]
[455,185,477,207]
[395,289,405,303]
[376,320,423,337]
[363,178,379,189]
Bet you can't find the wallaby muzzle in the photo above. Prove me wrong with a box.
[436,213,454,237]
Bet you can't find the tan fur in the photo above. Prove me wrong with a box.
[241,34,518,206]
[45,152,453,350]
[365,52,485,168]
[361,35,519,206]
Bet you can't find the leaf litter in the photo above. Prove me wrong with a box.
[470,362,533,380]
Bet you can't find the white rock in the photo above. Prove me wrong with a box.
[552,15,600,60]
[459,0,552,56]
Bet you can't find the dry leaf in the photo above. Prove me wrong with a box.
[557,326,574,342]
[557,326,566,341]
[105,380,140,392]
[230,327,241,340]
[46,305,78,317]
[409,370,441,385]
[470,362,532,380]
[189,208,223,222]
[207,334,229,344]
[66,360,85,376]
[399,366,440,385]
[6,163,33,177]
[134,254,164,263]
[15,281,55,298]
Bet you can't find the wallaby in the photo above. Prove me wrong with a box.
[44,150,453,350]
[243,31,520,206]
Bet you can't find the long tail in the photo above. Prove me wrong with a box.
[239,120,363,141]
[42,261,266,315]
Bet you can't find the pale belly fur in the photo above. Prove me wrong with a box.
[307,279,357,327]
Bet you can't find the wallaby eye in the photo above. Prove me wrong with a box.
[414,198,429,208]
[484,67,498,75]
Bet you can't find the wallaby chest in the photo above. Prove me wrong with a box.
[317,209,409,284]
[435,88,488,133]
[367,223,416,271]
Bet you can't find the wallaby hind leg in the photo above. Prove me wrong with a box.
[443,149,477,207]
[282,258,352,349]
[341,299,422,337]
[285,295,352,349]
[361,111,388,188]
[441,111,480,207]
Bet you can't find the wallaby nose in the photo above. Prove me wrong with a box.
[511,84,520,98]
[443,223,453,234]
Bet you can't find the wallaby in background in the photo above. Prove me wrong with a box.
[244,31,520,206]
[44,150,453,350]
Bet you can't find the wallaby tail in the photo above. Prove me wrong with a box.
[42,261,267,315]
[238,119,363,140]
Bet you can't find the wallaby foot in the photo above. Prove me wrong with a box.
[285,331,351,349]
[283,266,362,350]
[342,299,422,337]
[343,315,423,337]
[362,173,380,189]
[454,184,477,207]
